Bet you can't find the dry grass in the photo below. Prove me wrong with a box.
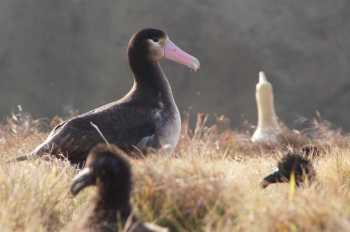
[1,112,350,232]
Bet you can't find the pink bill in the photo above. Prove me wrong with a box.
[163,38,200,71]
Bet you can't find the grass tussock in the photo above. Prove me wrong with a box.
[1,112,350,231]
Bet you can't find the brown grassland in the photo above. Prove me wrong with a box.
[1,112,350,232]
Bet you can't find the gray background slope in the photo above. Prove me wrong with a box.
[1,0,349,129]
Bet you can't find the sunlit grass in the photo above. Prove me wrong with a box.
[0,112,350,231]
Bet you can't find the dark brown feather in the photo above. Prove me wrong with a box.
[32,103,158,164]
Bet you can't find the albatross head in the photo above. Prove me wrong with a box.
[128,28,200,71]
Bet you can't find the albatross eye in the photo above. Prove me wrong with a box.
[152,38,160,43]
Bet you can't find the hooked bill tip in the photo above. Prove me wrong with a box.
[191,57,200,71]
[260,180,270,188]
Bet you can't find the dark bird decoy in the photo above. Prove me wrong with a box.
[70,144,168,232]
[14,28,200,165]
[260,152,316,188]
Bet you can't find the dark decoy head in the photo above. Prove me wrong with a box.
[261,152,316,188]
[71,144,132,230]
[71,144,132,197]
[128,28,200,72]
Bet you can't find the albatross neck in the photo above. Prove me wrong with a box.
[128,52,175,105]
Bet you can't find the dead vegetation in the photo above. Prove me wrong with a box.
[1,112,350,231]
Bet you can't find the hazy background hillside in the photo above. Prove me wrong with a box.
[1,0,350,129]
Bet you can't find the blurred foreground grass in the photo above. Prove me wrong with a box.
[1,112,350,231]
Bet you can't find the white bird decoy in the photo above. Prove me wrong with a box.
[251,71,282,144]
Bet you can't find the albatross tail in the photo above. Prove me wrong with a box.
[6,143,46,163]
[6,154,35,163]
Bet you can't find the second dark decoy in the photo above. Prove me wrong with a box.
[15,28,200,165]
[260,151,316,188]
[70,144,168,232]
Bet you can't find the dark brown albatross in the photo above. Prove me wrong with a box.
[69,144,168,232]
[15,28,200,165]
